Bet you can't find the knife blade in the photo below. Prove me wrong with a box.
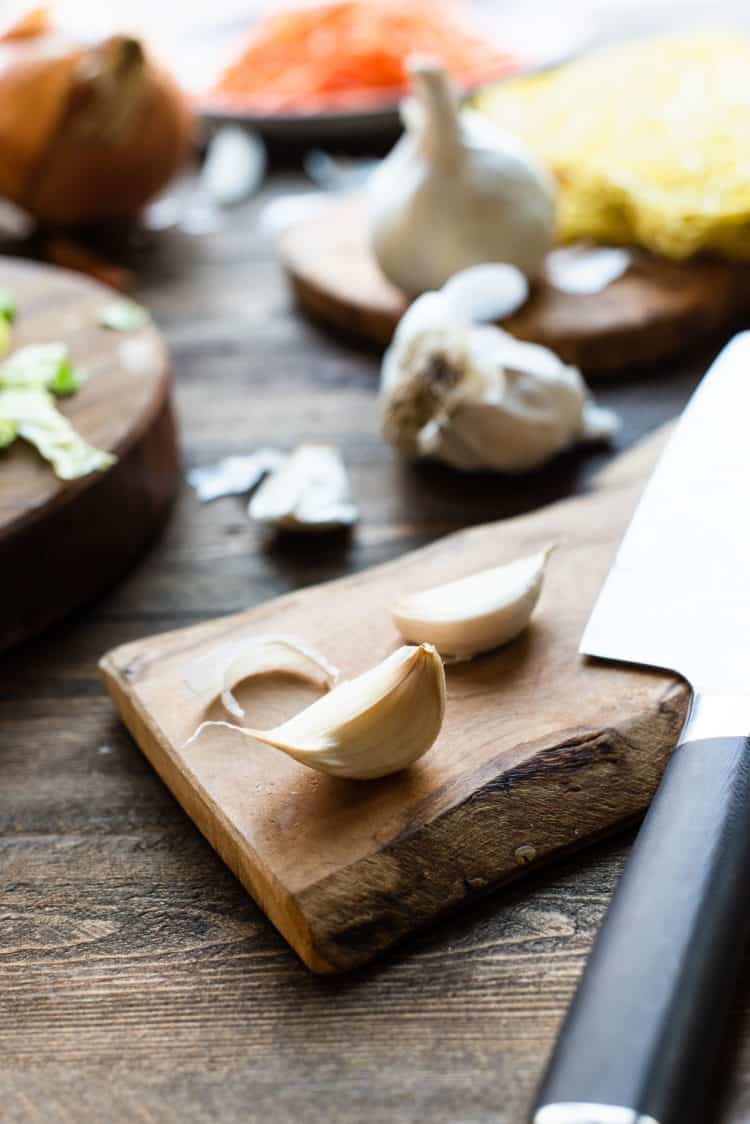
[581,332,750,692]
[532,333,750,1124]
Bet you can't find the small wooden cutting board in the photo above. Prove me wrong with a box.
[100,425,689,973]
[0,257,178,651]
[280,195,750,375]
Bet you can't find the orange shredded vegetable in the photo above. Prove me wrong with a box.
[0,6,50,43]
[208,0,518,115]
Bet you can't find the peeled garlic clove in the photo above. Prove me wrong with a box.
[184,633,339,719]
[392,548,553,659]
[187,644,445,781]
[249,444,358,532]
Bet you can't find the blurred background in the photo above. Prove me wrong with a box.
[6,0,749,95]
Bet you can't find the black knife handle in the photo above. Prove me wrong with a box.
[532,730,750,1124]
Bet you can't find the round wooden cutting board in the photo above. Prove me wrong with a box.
[280,195,750,376]
[0,257,179,652]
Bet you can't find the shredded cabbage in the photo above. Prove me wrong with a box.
[0,342,85,395]
[0,340,114,480]
[0,415,16,447]
[0,387,115,480]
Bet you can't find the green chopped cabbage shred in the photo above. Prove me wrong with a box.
[97,300,149,331]
[0,415,16,447]
[0,342,85,395]
[0,288,16,323]
[0,387,115,480]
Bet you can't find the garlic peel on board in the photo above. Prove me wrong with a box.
[367,57,556,294]
[380,275,618,473]
[440,263,529,323]
[392,548,553,660]
[545,244,631,295]
[249,443,358,531]
[184,633,339,719]
[186,644,445,780]
[186,447,286,502]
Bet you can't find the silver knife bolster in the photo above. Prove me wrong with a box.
[533,1105,659,1124]
[680,693,750,744]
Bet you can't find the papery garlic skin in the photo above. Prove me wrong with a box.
[441,263,529,323]
[367,58,556,294]
[380,279,618,473]
[186,448,286,503]
[187,644,446,781]
[545,244,631,295]
[393,549,552,659]
[184,633,340,719]
[249,444,358,531]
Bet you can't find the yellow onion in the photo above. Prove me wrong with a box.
[0,17,194,225]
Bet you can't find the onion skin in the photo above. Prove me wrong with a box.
[0,31,194,225]
[0,46,79,200]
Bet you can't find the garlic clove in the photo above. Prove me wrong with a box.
[187,644,446,781]
[441,264,529,323]
[392,548,553,659]
[249,443,358,532]
[184,633,339,719]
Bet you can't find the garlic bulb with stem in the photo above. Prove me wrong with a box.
[186,643,446,781]
[367,57,556,294]
[380,268,618,472]
[393,547,553,660]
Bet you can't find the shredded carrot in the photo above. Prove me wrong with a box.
[208,0,517,115]
[0,6,50,43]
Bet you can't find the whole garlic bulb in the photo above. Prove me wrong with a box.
[380,269,618,473]
[367,58,556,294]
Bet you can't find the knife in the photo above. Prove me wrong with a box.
[532,333,750,1124]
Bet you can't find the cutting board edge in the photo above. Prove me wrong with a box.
[2,391,180,652]
[0,352,174,544]
[99,651,330,973]
[97,426,689,973]
[0,256,182,651]
[291,677,689,971]
[284,253,747,376]
[279,195,750,376]
[100,641,690,974]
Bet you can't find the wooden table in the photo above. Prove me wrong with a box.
[2,177,750,1124]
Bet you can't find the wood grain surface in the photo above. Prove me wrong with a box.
[2,170,750,1123]
[100,428,688,973]
[0,257,179,650]
[280,195,750,374]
